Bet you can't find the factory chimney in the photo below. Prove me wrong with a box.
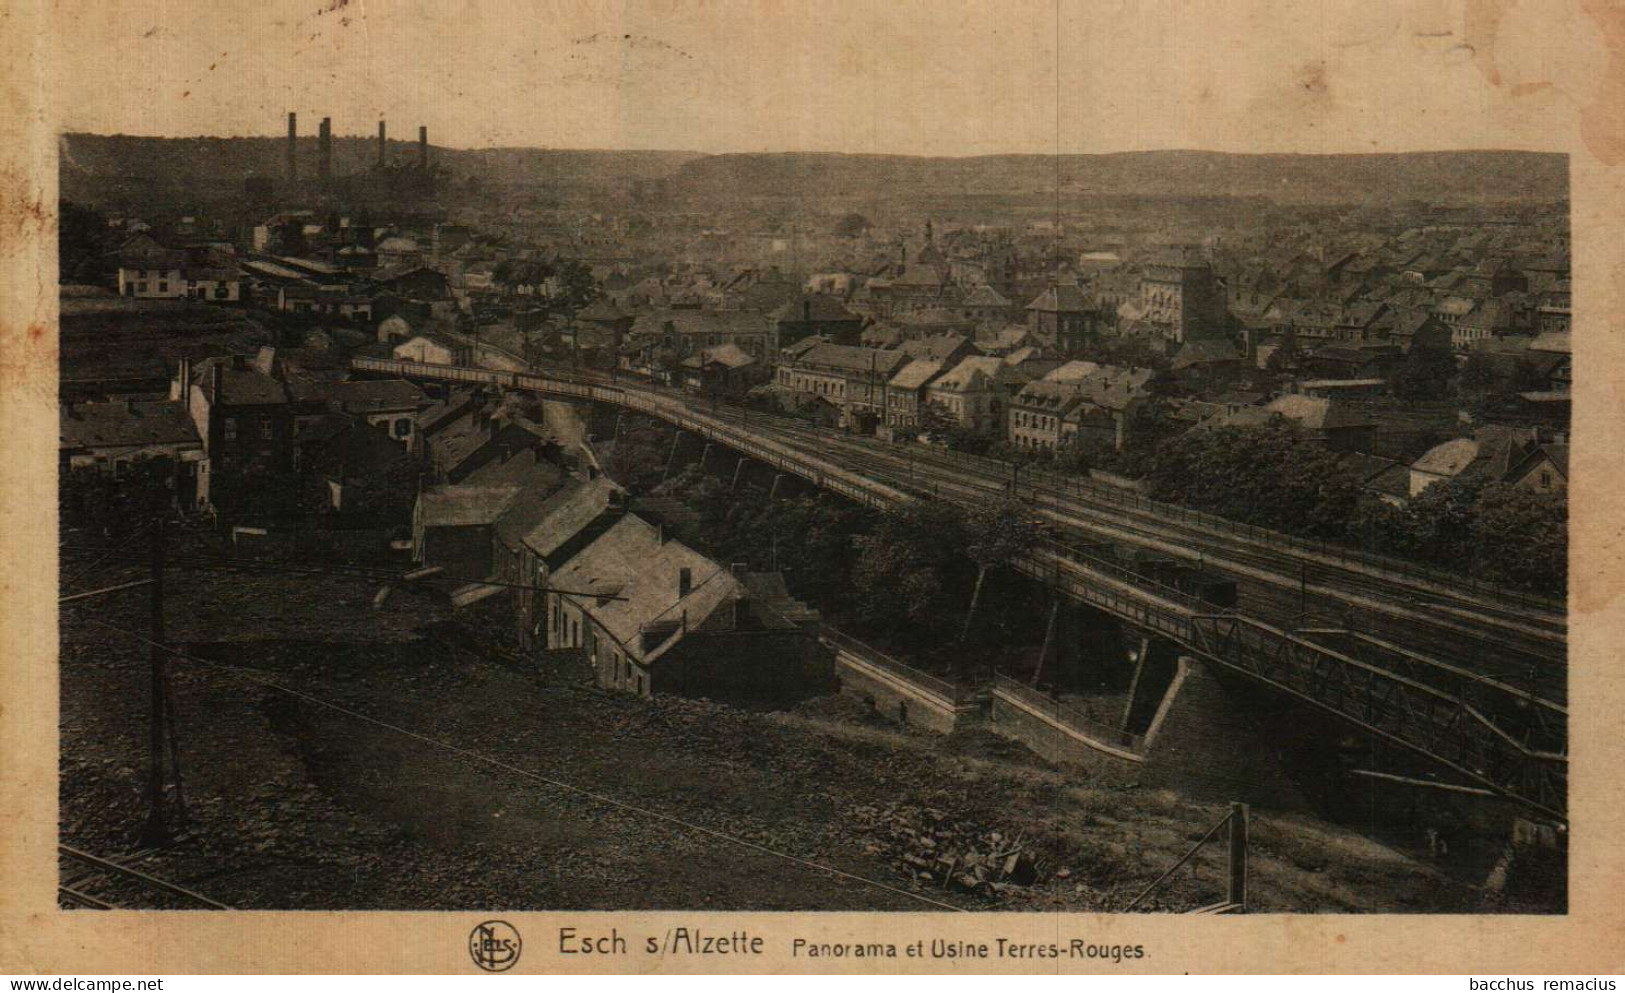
[418,126,428,169]
[377,121,386,168]
[318,117,332,181]
[285,112,298,182]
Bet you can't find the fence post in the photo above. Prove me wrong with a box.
[1227,802,1249,911]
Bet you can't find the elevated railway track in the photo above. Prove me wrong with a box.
[352,357,1568,818]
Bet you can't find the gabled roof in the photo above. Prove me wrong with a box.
[772,293,861,324]
[190,355,290,406]
[929,356,1004,392]
[1266,394,1372,432]
[898,333,969,362]
[418,485,521,528]
[520,475,624,560]
[795,343,911,375]
[1025,283,1094,313]
[61,400,200,451]
[1412,438,1481,477]
[682,343,757,369]
[889,358,945,391]
[549,514,741,662]
[323,378,432,414]
[961,285,1011,308]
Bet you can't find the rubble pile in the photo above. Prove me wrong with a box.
[848,802,1042,899]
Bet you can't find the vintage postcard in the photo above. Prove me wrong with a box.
[3,0,1624,976]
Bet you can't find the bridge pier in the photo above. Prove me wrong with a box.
[731,457,748,492]
[769,473,790,500]
[661,430,688,483]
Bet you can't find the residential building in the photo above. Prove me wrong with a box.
[773,343,911,432]
[546,514,819,704]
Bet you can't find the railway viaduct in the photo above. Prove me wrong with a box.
[353,356,1568,820]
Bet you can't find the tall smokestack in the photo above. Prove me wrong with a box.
[377,121,386,168]
[286,112,298,182]
[318,117,332,181]
[418,126,428,169]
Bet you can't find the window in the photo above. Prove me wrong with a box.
[215,284,230,299]
[1540,471,1553,488]
[259,418,274,440]
[137,283,148,294]
[394,418,411,438]
[158,282,168,293]
[222,417,237,442]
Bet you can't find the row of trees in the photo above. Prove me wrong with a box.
[1140,420,1566,593]
[649,462,1043,672]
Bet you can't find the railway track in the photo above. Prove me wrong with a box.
[722,415,1565,693]
[58,844,230,910]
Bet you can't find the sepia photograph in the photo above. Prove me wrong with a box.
[5,0,1620,978]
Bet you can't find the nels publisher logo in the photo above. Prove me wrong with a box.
[469,920,522,972]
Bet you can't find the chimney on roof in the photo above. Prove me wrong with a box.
[286,112,298,183]
[678,567,693,599]
[377,121,386,168]
[418,126,428,169]
[172,356,191,403]
[318,117,332,181]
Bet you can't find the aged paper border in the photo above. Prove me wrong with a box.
[4,0,1624,974]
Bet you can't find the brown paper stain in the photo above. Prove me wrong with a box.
[1578,0,1625,164]
[1465,0,1625,163]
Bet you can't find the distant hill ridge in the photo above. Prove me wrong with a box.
[60,133,1564,206]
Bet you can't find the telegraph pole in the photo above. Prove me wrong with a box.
[141,517,170,846]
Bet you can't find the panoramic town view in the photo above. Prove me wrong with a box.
[56,119,1568,914]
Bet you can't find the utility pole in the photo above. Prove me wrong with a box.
[141,518,170,846]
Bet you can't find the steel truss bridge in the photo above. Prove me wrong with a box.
[353,357,1567,818]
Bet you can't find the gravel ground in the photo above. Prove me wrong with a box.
[55,543,1526,913]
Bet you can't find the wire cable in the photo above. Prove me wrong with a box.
[76,615,968,912]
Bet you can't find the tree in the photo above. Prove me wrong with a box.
[959,499,1040,644]
[1470,482,1566,593]
[1458,351,1505,394]
[850,501,968,653]
[1392,344,1458,401]
[59,200,114,285]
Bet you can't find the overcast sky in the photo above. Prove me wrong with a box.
[51,0,1601,156]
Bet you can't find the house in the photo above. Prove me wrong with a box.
[115,235,241,302]
[1408,427,1537,497]
[898,332,976,367]
[884,358,945,430]
[1263,395,1375,452]
[301,417,416,516]
[60,399,205,506]
[1025,283,1103,355]
[507,475,629,648]
[628,309,777,362]
[392,331,471,367]
[545,514,820,704]
[170,349,326,510]
[680,344,767,398]
[423,398,558,483]
[1169,339,1244,392]
[773,343,911,432]
[1506,443,1568,495]
[413,485,524,580]
[923,356,1018,435]
[276,284,374,320]
[1007,381,1080,451]
[320,379,435,446]
[772,294,865,349]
